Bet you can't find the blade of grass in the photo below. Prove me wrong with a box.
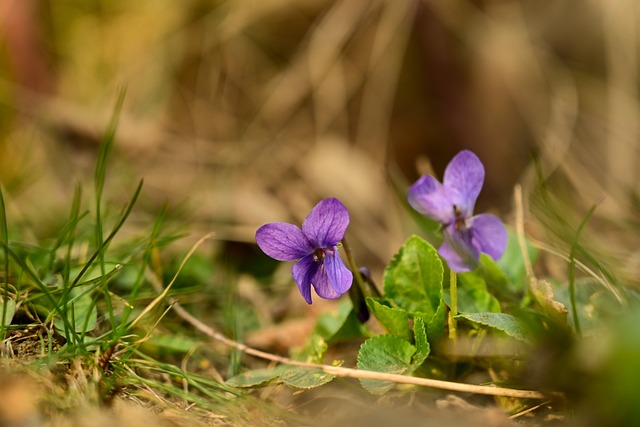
[55,183,87,285]
[568,201,600,337]
[0,185,10,334]
[116,204,168,335]
[532,158,622,295]
[2,244,81,347]
[95,87,127,332]
[70,179,143,290]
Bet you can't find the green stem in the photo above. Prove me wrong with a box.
[341,237,367,296]
[341,237,369,322]
[568,202,599,337]
[448,271,458,339]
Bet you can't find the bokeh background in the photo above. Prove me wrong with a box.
[1,0,639,288]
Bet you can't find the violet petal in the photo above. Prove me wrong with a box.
[256,222,313,261]
[292,255,317,304]
[302,198,349,248]
[407,174,454,224]
[443,150,485,218]
[470,213,508,261]
[310,261,342,300]
[323,247,353,296]
[439,224,480,273]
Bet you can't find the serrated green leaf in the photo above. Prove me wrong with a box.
[279,367,335,389]
[383,235,443,316]
[292,334,328,364]
[357,335,416,394]
[226,368,283,388]
[425,299,447,343]
[366,298,411,340]
[227,363,335,390]
[454,312,530,342]
[411,317,430,368]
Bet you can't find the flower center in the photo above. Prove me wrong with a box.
[312,248,325,263]
[453,205,467,231]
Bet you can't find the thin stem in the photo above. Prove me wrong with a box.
[341,237,370,321]
[340,237,367,296]
[568,201,599,337]
[448,271,458,339]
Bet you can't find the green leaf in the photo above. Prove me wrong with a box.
[411,317,430,368]
[314,300,366,343]
[357,335,416,394]
[383,235,443,316]
[497,231,538,290]
[54,286,98,333]
[0,298,16,328]
[279,335,336,388]
[226,363,335,390]
[531,278,568,325]
[279,367,335,389]
[146,334,200,354]
[366,298,411,340]
[424,299,446,343]
[454,312,530,342]
[456,269,501,313]
[478,254,512,295]
[226,368,283,388]
[292,334,328,364]
[551,278,613,334]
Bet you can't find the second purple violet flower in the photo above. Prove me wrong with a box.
[407,150,507,272]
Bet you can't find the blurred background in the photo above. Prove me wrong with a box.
[0,0,639,285]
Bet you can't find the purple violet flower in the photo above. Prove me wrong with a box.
[255,198,353,304]
[407,150,507,273]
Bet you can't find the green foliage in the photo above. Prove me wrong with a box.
[383,235,443,316]
[411,316,430,368]
[351,236,441,394]
[366,298,411,340]
[53,285,98,334]
[356,334,418,394]
[380,235,446,343]
[496,231,538,290]
[0,94,244,420]
[314,299,368,343]
[227,335,337,389]
[0,297,15,328]
[356,319,429,394]
[457,265,501,313]
[454,312,530,342]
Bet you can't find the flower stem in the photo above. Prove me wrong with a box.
[448,271,458,339]
[341,237,370,322]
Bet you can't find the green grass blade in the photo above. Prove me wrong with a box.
[0,185,10,334]
[2,244,81,347]
[71,179,143,290]
[569,202,600,337]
